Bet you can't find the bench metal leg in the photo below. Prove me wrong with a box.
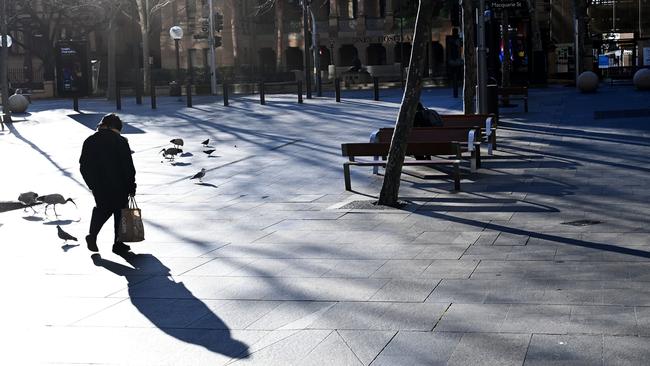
[453,162,461,191]
[343,163,352,191]
[524,98,528,113]
[475,143,482,169]
[470,150,477,172]
[491,132,498,151]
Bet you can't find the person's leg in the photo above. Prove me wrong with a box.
[112,196,131,253]
[87,193,113,252]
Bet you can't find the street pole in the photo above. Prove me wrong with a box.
[302,0,312,99]
[1,0,12,127]
[208,0,217,95]
[310,5,322,97]
[174,39,181,82]
[399,0,404,88]
[477,0,488,114]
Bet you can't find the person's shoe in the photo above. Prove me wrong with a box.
[112,241,131,254]
[86,235,98,252]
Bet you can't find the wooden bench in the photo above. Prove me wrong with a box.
[374,127,482,171]
[341,142,462,191]
[436,114,498,152]
[498,86,528,112]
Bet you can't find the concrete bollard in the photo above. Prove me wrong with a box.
[150,84,157,109]
[259,81,265,105]
[222,82,229,106]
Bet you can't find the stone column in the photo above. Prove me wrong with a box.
[357,0,366,36]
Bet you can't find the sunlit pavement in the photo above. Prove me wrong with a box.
[1,85,650,365]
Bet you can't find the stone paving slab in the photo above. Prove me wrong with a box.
[2,85,650,364]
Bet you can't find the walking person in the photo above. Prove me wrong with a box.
[79,114,136,253]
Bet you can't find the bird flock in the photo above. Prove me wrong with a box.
[16,191,79,245]
[160,138,214,183]
[13,139,216,246]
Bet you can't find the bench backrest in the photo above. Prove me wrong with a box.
[375,127,479,143]
[438,114,498,129]
[498,86,528,95]
[341,142,460,158]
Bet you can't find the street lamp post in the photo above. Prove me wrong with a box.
[170,26,183,83]
[302,0,312,99]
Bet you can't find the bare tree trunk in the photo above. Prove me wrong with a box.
[136,0,150,93]
[226,0,239,66]
[275,0,284,70]
[378,0,435,207]
[106,17,116,100]
[527,0,542,52]
[461,0,476,114]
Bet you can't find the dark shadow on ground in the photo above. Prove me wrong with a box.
[67,113,145,134]
[91,253,250,359]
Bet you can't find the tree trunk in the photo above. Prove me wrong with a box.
[226,0,239,67]
[573,0,588,74]
[378,0,435,207]
[136,0,150,93]
[275,0,284,70]
[461,0,476,114]
[106,17,116,100]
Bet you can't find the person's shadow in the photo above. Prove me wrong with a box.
[91,253,250,359]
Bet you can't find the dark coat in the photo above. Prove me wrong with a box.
[80,129,136,204]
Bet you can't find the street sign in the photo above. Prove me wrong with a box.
[488,0,525,10]
[598,55,609,69]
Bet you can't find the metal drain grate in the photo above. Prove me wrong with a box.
[594,109,650,120]
[561,219,602,226]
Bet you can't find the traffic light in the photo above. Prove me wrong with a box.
[214,13,223,32]
[213,35,222,48]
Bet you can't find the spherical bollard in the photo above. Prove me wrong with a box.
[8,94,29,113]
[576,71,599,93]
[633,68,650,90]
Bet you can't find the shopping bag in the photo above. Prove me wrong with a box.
[118,196,145,242]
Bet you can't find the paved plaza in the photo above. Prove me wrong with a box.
[1,84,650,365]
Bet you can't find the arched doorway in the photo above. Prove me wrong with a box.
[366,43,386,65]
[258,48,276,76]
[338,44,358,66]
[285,47,303,70]
[318,46,330,71]
[394,42,412,64]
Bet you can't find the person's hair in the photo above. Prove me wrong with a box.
[98,114,123,131]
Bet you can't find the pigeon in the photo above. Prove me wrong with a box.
[190,168,206,182]
[201,139,210,147]
[57,225,78,243]
[203,149,216,156]
[170,138,184,148]
[161,147,183,161]
[37,194,77,216]
[18,192,39,213]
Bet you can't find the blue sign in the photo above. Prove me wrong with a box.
[598,55,609,69]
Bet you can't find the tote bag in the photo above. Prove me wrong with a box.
[118,196,145,242]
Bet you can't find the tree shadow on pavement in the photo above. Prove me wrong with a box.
[91,253,250,359]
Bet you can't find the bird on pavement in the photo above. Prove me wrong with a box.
[170,138,184,148]
[57,225,78,243]
[201,139,210,147]
[203,149,216,156]
[37,194,77,216]
[190,168,206,182]
[18,192,39,213]
[161,147,183,161]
